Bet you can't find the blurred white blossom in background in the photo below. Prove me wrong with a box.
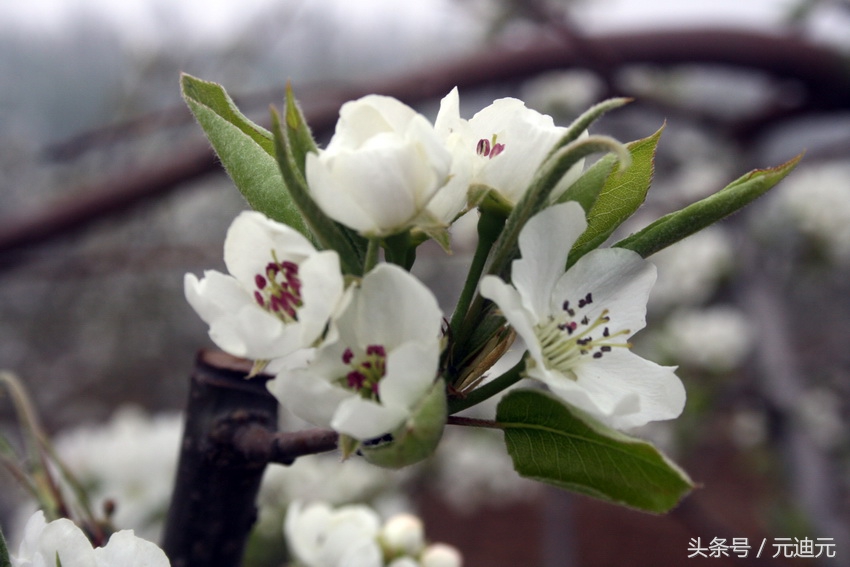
[648,226,734,312]
[757,162,850,263]
[659,306,755,372]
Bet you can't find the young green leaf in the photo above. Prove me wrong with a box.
[497,389,693,513]
[614,153,803,258]
[568,126,663,267]
[180,74,310,237]
[555,153,617,213]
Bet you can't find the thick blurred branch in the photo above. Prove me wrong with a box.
[162,350,337,567]
[2,27,848,265]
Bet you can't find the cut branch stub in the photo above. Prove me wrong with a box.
[162,350,278,567]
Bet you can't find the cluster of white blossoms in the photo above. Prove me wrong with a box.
[285,502,462,567]
[185,86,684,446]
[9,511,170,567]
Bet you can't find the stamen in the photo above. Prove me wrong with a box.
[254,251,304,323]
[338,343,389,402]
[534,296,632,379]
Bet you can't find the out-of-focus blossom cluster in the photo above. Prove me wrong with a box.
[285,501,462,567]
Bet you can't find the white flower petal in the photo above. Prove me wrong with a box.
[552,247,656,336]
[223,210,315,285]
[356,265,442,349]
[332,396,409,441]
[570,349,684,429]
[479,275,541,362]
[13,513,97,567]
[512,202,587,319]
[269,365,351,430]
[379,342,440,409]
[93,531,170,567]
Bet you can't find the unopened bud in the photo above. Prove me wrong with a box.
[381,514,425,556]
[421,543,463,567]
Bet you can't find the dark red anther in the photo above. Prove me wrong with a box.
[347,371,366,390]
[366,345,386,357]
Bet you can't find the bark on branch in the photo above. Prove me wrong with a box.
[162,350,337,567]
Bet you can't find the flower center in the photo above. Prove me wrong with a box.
[252,251,303,323]
[340,344,387,400]
[476,135,505,159]
[534,292,631,379]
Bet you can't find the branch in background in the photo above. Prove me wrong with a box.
[1,27,848,265]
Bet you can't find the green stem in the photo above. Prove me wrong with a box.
[446,416,504,429]
[363,238,380,273]
[447,357,526,415]
[449,211,505,342]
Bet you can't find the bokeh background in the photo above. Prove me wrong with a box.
[1,0,849,565]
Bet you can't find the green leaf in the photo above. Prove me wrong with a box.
[497,389,693,513]
[0,525,10,567]
[180,74,310,237]
[615,153,803,258]
[556,153,616,213]
[269,107,365,275]
[568,126,663,267]
[283,83,319,173]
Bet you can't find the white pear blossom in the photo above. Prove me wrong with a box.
[306,94,455,237]
[434,88,583,207]
[11,511,170,567]
[284,503,462,567]
[269,264,443,441]
[285,501,383,567]
[184,210,345,362]
[52,407,181,542]
[479,202,685,430]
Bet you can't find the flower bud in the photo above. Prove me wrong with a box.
[421,543,463,567]
[381,514,425,556]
